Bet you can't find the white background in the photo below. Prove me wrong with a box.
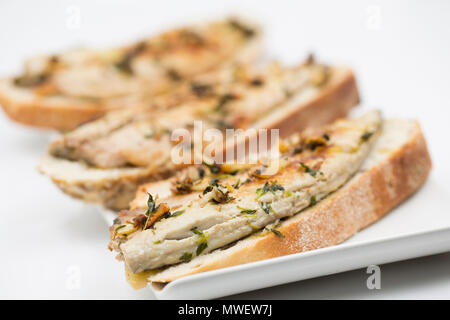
[1,0,450,299]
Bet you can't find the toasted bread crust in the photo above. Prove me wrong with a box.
[0,83,108,130]
[38,156,175,210]
[282,70,358,135]
[264,67,359,137]
[148,121,431,283]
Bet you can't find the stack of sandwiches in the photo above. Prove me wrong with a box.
[0,17,431,290]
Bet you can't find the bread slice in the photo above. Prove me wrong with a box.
[123,117,431,286]
[39,65,360,210]
[0,18,262,130]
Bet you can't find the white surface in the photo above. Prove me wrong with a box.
[1,0,450,299]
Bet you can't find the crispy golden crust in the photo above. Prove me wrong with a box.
[38,155,176,211]
[0,85,110,130]
[271,68,359,137]
[148,121,431,283]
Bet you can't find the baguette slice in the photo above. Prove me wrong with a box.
[124,116,431,286]
[0,18,262,130]
[39,64,359,210]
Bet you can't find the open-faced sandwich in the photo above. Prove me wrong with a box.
[108,110,431,288]
[39,56,359,210]
[0,17,261,130]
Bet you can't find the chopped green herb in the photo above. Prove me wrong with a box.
[260,202,270,214]
[293,145,303,154]
[361,131,374,142]
[114,225,126,236]
[305,139,326,150]
[217,174,233,179]
[113,218,121,225]
[209,178,219,186]
[153,240,161,244]
[246,220,259,230]
[170,210,185,217]
[203,161,221,174]
[269,184,285,193]
[203,185,213,195]
[256,182,285,199]
[196,242,208,255]
[310,195,317,206]
[256,182,269,199]
[300,162,320,177]
[237,206,257,214]
[214,93,235,112]
[146,193,157,216]
[270,229,285,238]
[143,193,163,230]
[143,133,154,139]
[191,227,204,237]
[191,228,208,255]
[180,252,193,262]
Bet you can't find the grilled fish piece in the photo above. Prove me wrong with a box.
[110,110,382,273]
[0,17,262,130]
[14,18,260,99]
[49,60,332,169]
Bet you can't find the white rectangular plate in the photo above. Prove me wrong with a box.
[99,173,450,300]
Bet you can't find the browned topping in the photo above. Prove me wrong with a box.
[191,83,214,97]
[132,214,147,229]
[14,73,49,87]
[211,185,234,203]
[49,55,60,64]
[172,178,193,194]
[144,203,170,230]
[228,19,256,38]
[215,93,238,112]
[179,30,205,46]
[250,166,269,179]
[249,78,264,87]
[167,68,182,82]
[171,166,205,195]
[115,42,148,75]
[304,53,315,66]
[304,136,328,151]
